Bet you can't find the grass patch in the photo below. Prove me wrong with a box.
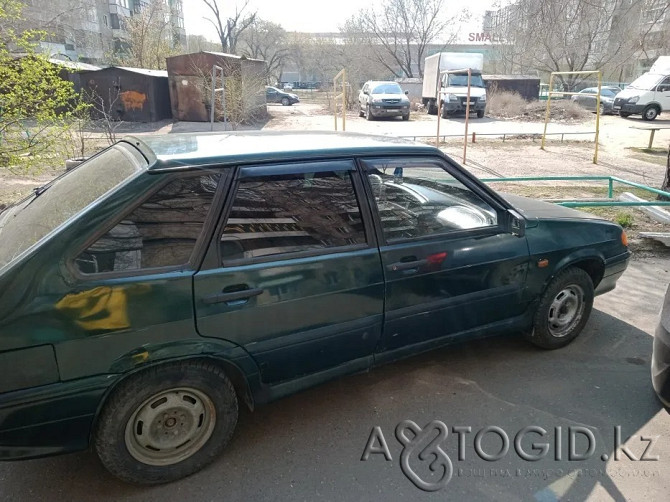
[615,212,635,228]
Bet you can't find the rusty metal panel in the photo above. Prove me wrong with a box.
[166,51,267,122]
[80,67,170,122]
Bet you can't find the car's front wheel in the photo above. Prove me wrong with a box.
[281,97,290,106]
[94,360,238,484]
[366,105,373,121]
[525,267,594,349]
[643,105,659,121]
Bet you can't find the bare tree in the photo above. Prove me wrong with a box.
[202,0,257,54]
[492,0,670,89]
[238,19,288,82]
[114,0,181,70]
[342,0,463,78]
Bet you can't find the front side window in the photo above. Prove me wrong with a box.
[220,170,366,263]
[75,174,220,274]
[362,158,498,242]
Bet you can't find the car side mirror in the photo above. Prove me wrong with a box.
[405,90,409,95]
[508,209,525,237]
[363,90,369,95]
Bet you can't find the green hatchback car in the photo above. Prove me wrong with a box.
[0,132,629,484]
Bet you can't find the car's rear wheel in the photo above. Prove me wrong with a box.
[281,97,290,106]
[95,360,238,485]
[359,105,365,117]
[643,105,659,121]
[525,267,594,349]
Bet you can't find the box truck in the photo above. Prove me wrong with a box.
[613,56,670,121]
[422,52,486,118]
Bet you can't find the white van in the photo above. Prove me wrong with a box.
[613,56,670,120]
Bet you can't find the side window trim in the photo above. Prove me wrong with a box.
[214,160,375,268]
[69,170,227,279]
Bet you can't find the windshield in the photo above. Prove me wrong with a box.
[371,83,403,94]
[0,144,145,270]
[627,73,663,91]
[447,74,485,88]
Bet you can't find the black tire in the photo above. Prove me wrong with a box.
[281,97,290,106]
[402,113,410,121]
[643,105,659,121]
[619,111,631,118]
[476,110,485,118]
[365,105,373,121]
[359,105,365,118]
[441,102,449,119]
[428,100,438,115]
[94,360,239,485]
[524,267,594,349]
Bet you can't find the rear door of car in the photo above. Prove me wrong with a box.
[359,156,531,360]
[193,160,384,385]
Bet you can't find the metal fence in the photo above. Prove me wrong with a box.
[479,175,670,207]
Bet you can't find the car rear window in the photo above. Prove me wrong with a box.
[0,144,146,271]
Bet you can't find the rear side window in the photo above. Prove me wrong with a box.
[220,170,366,263]
[75,174,220,274]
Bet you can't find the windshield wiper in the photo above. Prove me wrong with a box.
[33,185,49,196]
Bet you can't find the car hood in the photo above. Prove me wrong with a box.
[616,87,648,99]
[501,193,603,221]
[371,93,410,102]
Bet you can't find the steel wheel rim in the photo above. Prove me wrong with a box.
[547,284,585,337]
[124,387,216,466]
[645,108,656,120]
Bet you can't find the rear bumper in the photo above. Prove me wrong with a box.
[594,250,631,296]
[0,375,115,461]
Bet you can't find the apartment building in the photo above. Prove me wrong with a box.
[20,0,185,65]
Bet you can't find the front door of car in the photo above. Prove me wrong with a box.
[656,77,670,109]
[194,161,384,385]
[360,157,531,358]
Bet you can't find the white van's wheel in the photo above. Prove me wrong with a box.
[643,105,659,121]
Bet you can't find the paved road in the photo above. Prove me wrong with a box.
[1,258,669,501]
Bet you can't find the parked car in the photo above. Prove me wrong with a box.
[613,56,670,120]
[265,86,299,106]
[0,132,630,484]
[571,86,621,114]
[653,284,670,408]
[359,81,411,120]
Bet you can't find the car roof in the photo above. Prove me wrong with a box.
[127,131,437,171]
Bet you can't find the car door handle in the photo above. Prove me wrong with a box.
[203,288,264,305]
[386,259,428,272]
